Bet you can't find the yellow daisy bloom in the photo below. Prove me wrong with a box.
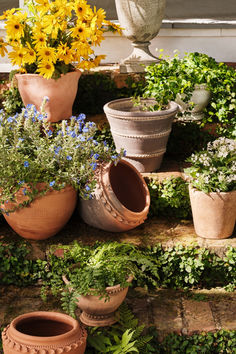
[37,61,55,79]
[93,7,106,28]
[71,40,93,58]
[24,45,37,65]
[57,43,73,64]
[0,38,8,57]
[73,0,90,18]
[8,47,26,66]
[32,30,47,50]
[35,0,50,14]
[70,21,91,40]
[5,16,25,40]
[90,28,104,46]
[37,46,57,63]
[104,20,123,36]
[0,8,16,21]
[41,15,62,39]
[77,59,95,70]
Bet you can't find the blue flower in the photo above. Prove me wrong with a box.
[54,146,62,155]
[90,162,97,171]
[24,161,29,167]
[93,140,98,146]
[66,155,72,160]
[85,185,90,191]
[75,144,80,149]
[93,153,99,160]
[7,117,14,123]
[111,155,117,159]
[18,138,24,142]
[77,178,80,184]
[79,135,85,142]
[23,188,27,196]
[70,131,77,138]
[76,113,86,122]
[43,96,50,102]
[103,141,107,146]
[49,181,55,187]
[82,126,89,133]
[46,130,53,137]
[123,150,127,156]
[18,180,25,185]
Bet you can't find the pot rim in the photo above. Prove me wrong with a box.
[189,185,236,196]
[8,311,81,345]
[15,70,81,80]
[104,98,178,119]
[103,160,150,218]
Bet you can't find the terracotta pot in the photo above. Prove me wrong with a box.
[189,186,236,239]
[104,98,178,172]
[79,160,150,232]
[2,185,77,240]
[63,276,133,327]
[2,311,87,353]
[15,71,81,122]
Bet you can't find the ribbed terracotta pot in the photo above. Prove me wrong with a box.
[15,71,81,122]
[104,98,178,172]
[189,186,236,239]
[63,276,133,327]
[79,160,150,232]
[2,311,87,354]
[2,185,77,240]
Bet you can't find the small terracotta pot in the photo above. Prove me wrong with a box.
[15,71,81,122]
[63,276,133,327]
[79,160,150,232]
[2,311,87,353]
[189,186,236,239]
[2,185,77,240]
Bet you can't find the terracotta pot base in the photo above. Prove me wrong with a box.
[80,311,116,327]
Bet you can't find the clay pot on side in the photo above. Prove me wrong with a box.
[2,185,77,240]
[79,160,150,232]
[2,311,87,354]
[15,70,81,122]
[63,276,133,327]
[104,98,178,172]
[189,186,236,239]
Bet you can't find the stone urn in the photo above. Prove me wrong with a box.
[189,186,236,239]
[176,84,211,121]
[115,0,166,72]
[2,311,87,353]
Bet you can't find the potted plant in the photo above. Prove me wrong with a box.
[43,242,159,327]
[184,137,236,239]
[0,0,121,122]
[143,51,236,137]
[2,311,87,353]
[0,98,119,240]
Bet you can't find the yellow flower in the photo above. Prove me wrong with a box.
[32,29,47,50]
[90,28,104,46]
[104,20,123,36]
[35,0,50,14]
[5,15,25,40]
[93,7,106,28]
[0,38,8,57]
[37,46,57,63]
[41,14,62,39]
[71,40,93,59]
[70,21,91,40]
[37,61,55,79]
[24,45,37,65]
[0,8,16,21]
[77,59,95,70]
[8,47,26,66]
[57,43,73,65]
[73,0,91,18]
[93,55,106,67]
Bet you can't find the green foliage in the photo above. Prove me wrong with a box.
[1,85,23,115]
[73,73,120,115]
[147,177,191,219]
[185,137,236,193]
[0,103,122,213]
[166,121,214,159]
[140,52,236,137]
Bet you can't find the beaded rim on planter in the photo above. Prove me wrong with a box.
[2,311,87,352]
[104,98,178,119]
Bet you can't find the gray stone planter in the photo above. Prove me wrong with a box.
[104,98,178,172]
[115,0,166,73]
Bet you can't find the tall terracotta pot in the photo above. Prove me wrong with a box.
[63,276,133,327]
[2,311,87,354]
[104,98,178,172]
[189,186,236,239]
[2,185,77,240]
[79,160,150,232]
[15,71,81,122]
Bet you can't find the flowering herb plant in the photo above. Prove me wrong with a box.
[0,0,121,78]
[184,137,236,193]
[0,99,122,213]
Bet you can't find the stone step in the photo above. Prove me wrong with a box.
[0,286,235,341]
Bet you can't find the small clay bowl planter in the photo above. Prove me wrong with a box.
[2,311,87,353]
[63,275,133,327]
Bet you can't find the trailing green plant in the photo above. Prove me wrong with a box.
[147,177,191,219]
[184,137,236,193]
[138,51,236,137]
[0,101,123,213]
[1,77,23,115]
